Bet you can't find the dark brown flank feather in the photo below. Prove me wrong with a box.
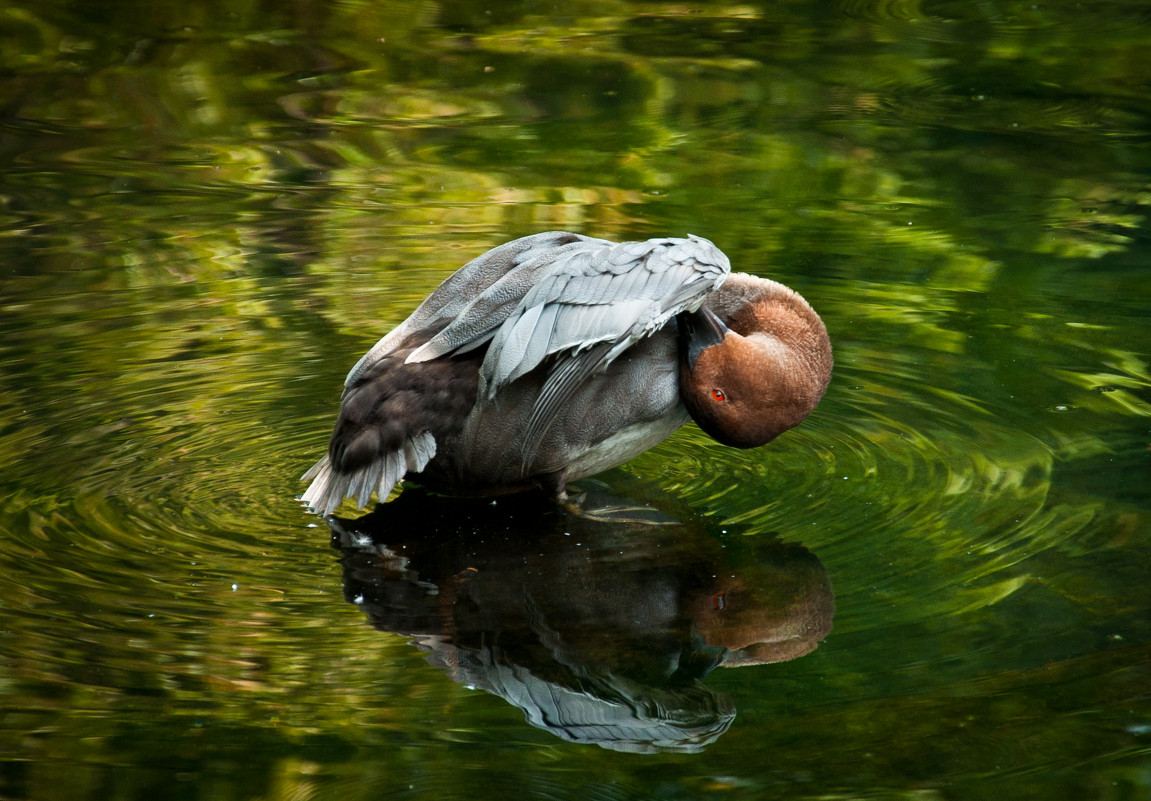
[328,327,481,475]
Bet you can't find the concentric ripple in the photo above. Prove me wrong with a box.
[623,288,1108,659]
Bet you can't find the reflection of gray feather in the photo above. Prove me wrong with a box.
[500,664,733,755]
[415,635,734,754]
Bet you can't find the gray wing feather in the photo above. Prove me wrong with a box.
[405,430,437,471]
[346,232,603,387]
[408,235,728,380]
[493,235,730,465]
[300,431,437,516]
[478,235,729,399]
[498,302,561,388]
[520,341,615,464]
[486,303,544,388]
[405,235,613,366]
[542,240,725,452]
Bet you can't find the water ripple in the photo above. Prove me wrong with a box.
[630,333,1089,646]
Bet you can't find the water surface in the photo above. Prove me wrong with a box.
[1,1,1149,799]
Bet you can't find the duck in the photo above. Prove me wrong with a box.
[301,231,832,516]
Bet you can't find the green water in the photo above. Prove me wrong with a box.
[1,0,1149,798]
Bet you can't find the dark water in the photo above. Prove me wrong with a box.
[2,0,1150,798]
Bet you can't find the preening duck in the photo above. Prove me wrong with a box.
[301,231,832,516]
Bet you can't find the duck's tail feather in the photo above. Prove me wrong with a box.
[299,432,437,516]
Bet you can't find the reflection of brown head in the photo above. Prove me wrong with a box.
[690,545,834,667]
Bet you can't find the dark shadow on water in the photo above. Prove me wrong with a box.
[328,485,834,753]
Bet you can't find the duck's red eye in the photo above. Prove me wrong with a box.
[711,389,726,402]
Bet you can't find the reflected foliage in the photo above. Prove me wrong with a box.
[0,0,1150,799]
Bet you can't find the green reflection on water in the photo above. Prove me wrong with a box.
[1,0,1149,799]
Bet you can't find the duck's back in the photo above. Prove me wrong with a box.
[344,231,609,389]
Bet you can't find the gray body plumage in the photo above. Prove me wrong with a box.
[302,231,731,515]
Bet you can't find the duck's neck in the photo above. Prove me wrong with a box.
[706,274,831,376]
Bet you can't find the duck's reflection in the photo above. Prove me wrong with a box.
[330,488,833,753]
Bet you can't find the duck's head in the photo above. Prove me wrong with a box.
[677,279,832,449]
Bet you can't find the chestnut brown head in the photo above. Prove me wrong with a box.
[677,280,831,448]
